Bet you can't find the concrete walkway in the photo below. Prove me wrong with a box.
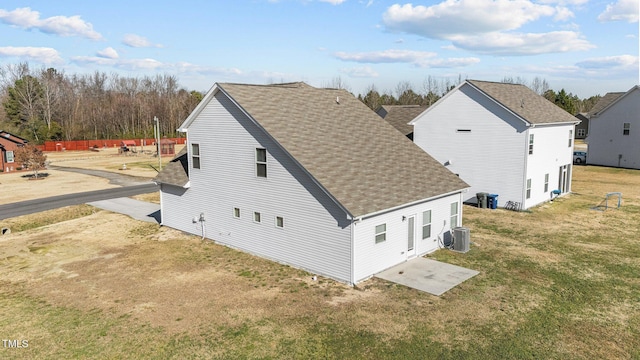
[375,257,479,296]
[88,197,161,224]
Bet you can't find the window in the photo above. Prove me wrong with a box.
[623,123,630,135]
[577,129,586,137]
[422,210,432,239]
[191,143,200,169]
[526,179,532,199]
[456,129,471,133]
[450,203,458,227]
[253,212,261,223]
[375,224,386,244]
[528,134,534,155]
[544,173,549,193]
[275,216,284,228]
[256,148,267,177]
[5,150,14,163]
[233,207,241,219]
[568,130,573,147]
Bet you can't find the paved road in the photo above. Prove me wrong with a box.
[49,165,152,186]
[0,183,158,220]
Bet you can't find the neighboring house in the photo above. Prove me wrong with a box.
[376,105,427,140]
[410,80,578,210]
[574,113,589,139]
[155,82,469,285]
[0,130,28,173]
[586,85,640,169]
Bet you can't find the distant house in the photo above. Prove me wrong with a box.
[376,105,426,140]
[410,80,578,211]
[155,82,469,285]
[0,131,28,173]
[574,113,589,139]
[586,85,640,169]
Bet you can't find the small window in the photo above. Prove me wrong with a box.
[528,134,534,155]
[544,173,549,193]
[526,179,532,199]
[450,203,458,227]
[233,207,241,219]
[456,129,471,133]
[375,224,386,244]
[5,150,14,163]
[191,143,200,169]
[568,130,573,147]
[256,148,267,177]
[577,129,586,137]
[253,212,261,223]
[422,210,432,239]
[275,216,284,228]
[623,123,630,135]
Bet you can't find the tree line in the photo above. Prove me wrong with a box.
[0,63,202,143]
[1,63,601,144]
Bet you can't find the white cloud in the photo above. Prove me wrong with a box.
[450,31,594,55]
[0,46,64,64]
[576,55,639,69]
[319,0,347,4]
[598,0,639,23]
[0,7,102,40]
[334,49,479,67]
[381,1,594,55]
[340,66,379,78]
[122,34,163,48]
[97,47,119,59]
[383,1,555,38]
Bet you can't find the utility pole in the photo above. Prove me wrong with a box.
[154,116,162,170]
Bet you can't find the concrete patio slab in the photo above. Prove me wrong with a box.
[375,257,479,296]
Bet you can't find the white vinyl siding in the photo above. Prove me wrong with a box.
[160,90,352,283]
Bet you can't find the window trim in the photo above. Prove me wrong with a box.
[275,216,284,228]
[450,202,459,227]
[375,223,386,244]
[528,134,534,155]
[623,122,630,136]
[544,173,549,193]
[191,143,201,169]
[256,148,267,178]
[253,211,261,223]
[526,179,532,199]
[5,150,14,163]
[233,207,241,219]
[568,129,573,147]
[422,210,432,240]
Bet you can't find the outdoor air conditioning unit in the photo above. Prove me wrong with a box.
[452,227,470,253]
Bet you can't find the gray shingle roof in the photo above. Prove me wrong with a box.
[588,92,625,117]
[154,147,189,187]
[467,80,578,125]
[205,82,468,218]
[378,105,426,136]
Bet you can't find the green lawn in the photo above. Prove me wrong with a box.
[1,165,639,359]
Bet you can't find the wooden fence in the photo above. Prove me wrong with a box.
[39,138,186,152]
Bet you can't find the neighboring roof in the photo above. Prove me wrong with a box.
[154,147,189,187]
[465,80,578,125]
[160,138,176,144]
[588,86,639,118]
[121,140,136,146]
[0,130,28,145]
[179,82,468,218]
[377,105,426,136]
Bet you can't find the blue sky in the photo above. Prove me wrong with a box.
[0,0,637,98]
